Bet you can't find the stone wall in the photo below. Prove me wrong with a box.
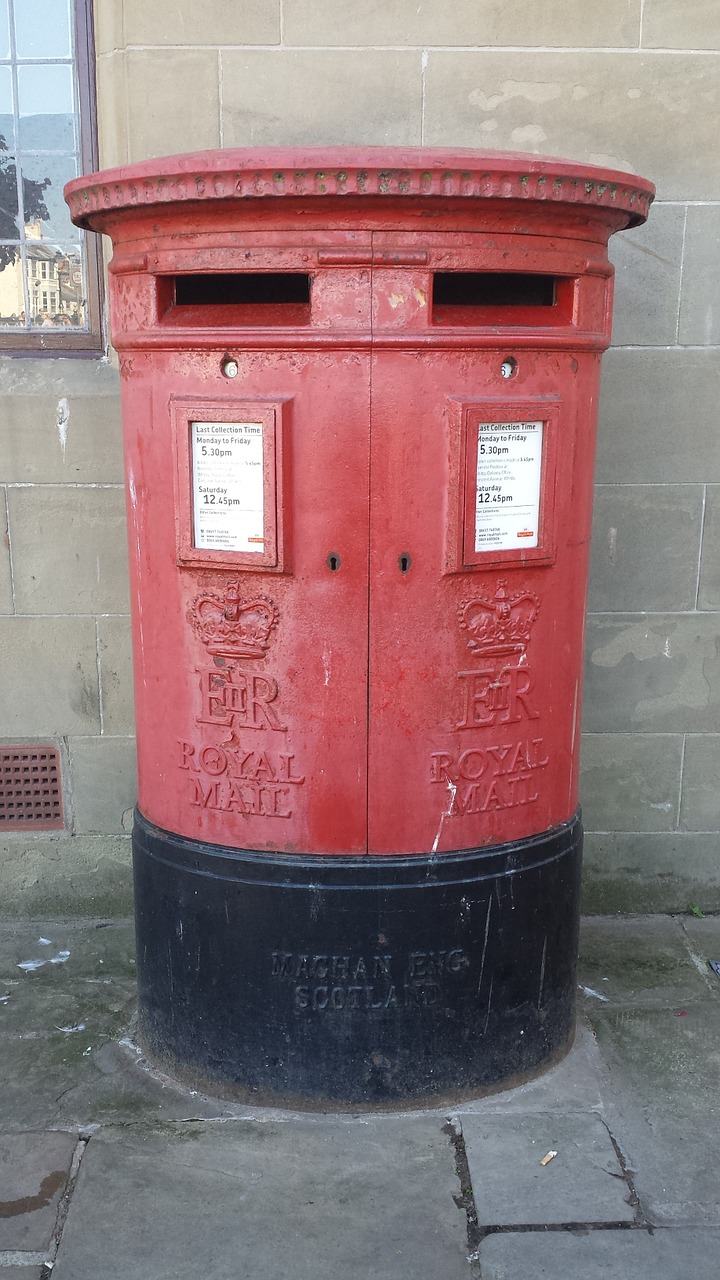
[2,1,718,912]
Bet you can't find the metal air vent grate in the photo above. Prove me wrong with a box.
[0,745,65,831]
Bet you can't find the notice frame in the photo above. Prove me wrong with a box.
[444,397,560,573]
[172,396,291,573]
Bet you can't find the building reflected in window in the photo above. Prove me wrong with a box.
[0,1,101,350]
[0,221,86,327]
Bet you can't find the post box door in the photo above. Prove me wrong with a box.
[123,342,375,857]
[365,256,597,856]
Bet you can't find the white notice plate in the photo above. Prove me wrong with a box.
[191,421,265,552]
[475,421,543,553]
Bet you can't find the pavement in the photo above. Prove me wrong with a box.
[1,913,719,1279]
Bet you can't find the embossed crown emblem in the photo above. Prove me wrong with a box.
[189,581,279,659]
[459,579,540,657]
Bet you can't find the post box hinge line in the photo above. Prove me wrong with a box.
[365,251,375,857]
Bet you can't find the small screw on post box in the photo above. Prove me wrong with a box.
[501,356,518,379]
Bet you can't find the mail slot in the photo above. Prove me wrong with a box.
[66,148,654,1106]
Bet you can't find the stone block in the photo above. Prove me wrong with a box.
[0,395,124,484]
[121,0,280,46]
[424,52,720,200]
[588,484,703,612]
[679,206,720,346]
[124,50,220,163]
[609,203,684,346]
[0,1131,77,1251]
[0,837,133,917]
[7,487,130,616]
[282,0,642,47]
[643,0,720,51]
[68,738,137,835]
[582,831,720,913]
[0,489,12,615]
[580,732,682,832]
[221,50,422,147]
[596,349,720,484]
[583,613,720,733]
[461,1112,634,1226]
[93,0,125,56]
[96,50,128,168]
[698,485,720,610]
[680,735,720,831]
[98,616,135,736]
[0,617,100,736]
[0,356,120,401]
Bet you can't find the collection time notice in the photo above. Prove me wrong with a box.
[191,421,265,553]
[475,420,544,552]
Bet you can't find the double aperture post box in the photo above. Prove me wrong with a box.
[67,149,653,1105]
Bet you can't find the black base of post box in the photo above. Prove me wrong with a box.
[131,809,583,1108]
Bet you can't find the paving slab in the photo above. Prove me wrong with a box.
[478,1227,720,1279]
[0,920,137,1059]
[589,1002,720,1224]
[460,1112,634,1226]
[578,915,712,1008]
[0,1130,76,1251]
[679,916,720,990]
[52,1117,468,1280]
[0,919,221,1131]
[452,1020,608,1117]
[1,913,718,1273]
[0,921,136,981]
[0,1032,234,1133]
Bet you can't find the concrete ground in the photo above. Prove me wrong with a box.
[1,915,719,1279]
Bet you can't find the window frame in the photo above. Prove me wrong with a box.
[0,0,103,355]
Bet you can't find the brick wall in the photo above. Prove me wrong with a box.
[2,0,718,912]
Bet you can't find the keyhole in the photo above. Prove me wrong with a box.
[398,552,412,574]
[326,552,341,572]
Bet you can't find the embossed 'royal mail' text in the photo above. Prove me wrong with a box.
[179,739,304,818]
[430,736,549,816]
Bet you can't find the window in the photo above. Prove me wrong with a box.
[0,0,102,351]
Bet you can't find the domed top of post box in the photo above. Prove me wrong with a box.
[65,147,654,234]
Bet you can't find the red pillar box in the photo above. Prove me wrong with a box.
[66,150,653,1105]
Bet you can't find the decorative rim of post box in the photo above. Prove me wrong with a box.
[65,147,654,231]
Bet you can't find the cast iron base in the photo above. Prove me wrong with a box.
[132,809,583,1107]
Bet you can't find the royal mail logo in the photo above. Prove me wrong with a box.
[458,578,540,657]
[189,581,279,659]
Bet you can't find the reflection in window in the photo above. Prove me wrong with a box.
[0,0,100,347]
